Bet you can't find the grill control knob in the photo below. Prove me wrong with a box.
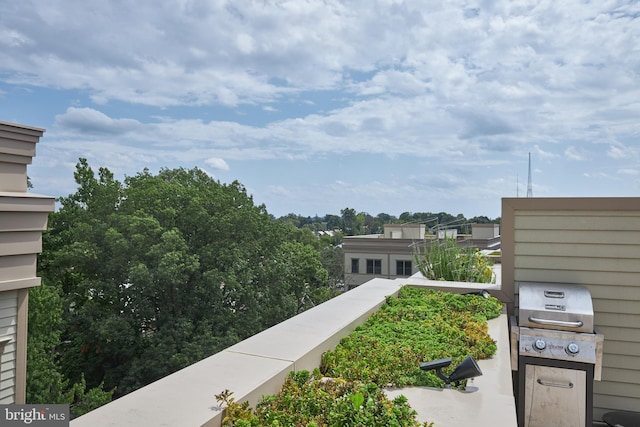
[534,339,546,351]
[566,342,580,356]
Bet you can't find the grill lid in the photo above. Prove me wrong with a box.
[518,282,594,333]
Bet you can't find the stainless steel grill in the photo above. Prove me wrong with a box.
[518,282,594,333]
[511,282,604,427]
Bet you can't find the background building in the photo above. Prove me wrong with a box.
[343,223,500,289]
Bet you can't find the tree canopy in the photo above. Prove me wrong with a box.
[33,159,339,412]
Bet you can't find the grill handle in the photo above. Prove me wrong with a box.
[537,378,574,389]
[528,316,584,328]
[544,290,564,298]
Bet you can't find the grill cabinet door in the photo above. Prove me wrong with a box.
[524,365,586,427]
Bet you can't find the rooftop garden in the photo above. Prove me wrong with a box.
[217,287,503,426]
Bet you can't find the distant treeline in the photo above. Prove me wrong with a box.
[276,208,500,236]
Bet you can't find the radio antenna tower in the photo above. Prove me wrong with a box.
[527,152,533,197]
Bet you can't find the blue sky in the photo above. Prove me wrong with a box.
[1,1,639,219]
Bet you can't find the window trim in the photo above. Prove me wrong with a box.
[396,260,412,276]
[351,258,360,274]
[366,259,382,275]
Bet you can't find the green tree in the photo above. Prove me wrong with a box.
[319,243,344,289]
[36,160,337,403]
[27,282,113,416]
[27,283,67,404]
[324,214,342,230]
[340,207,365,235]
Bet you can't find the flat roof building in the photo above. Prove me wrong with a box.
[343,223,500,289]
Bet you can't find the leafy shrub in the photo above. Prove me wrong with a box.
[215,369,431,426]
[414,238,494,283]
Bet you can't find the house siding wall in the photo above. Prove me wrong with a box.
[502,198,640,421]
[0,290,18,404]
[0,121,54,404]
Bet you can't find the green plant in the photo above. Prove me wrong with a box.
[215,389,254,426]
[215,369,432,426]
[320,287,502,388]
[414,238,494,283]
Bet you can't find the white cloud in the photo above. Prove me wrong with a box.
[565,146,586,161]
[267,185,292,197]
[3,0,640,218]
[607,143,639,159]
[0,28,32,47]
[54,107,142,135]
[584,172,610,179]
[532,144,557,159]
[0,0,631,112]
[204,158,230,171]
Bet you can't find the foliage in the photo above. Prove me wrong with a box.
[215,389,254,426]
[63,375,114,418]
[27,283,113,416]
[216,370,432,427]
[318,243,344,289]
[320,287,502,388]
[27,283,66,404]
[414,238,494,283]
[35,159,338,403]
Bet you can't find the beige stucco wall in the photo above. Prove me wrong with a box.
[383,223,426,239]
[0,121,54,403]
[501,197,640,421]
[343,237,419,287]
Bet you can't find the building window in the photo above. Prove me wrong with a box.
[366,259,382,274]
[351,258,359,274]
[396,260,412,276]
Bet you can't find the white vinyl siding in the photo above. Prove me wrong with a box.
[0,290,18,404]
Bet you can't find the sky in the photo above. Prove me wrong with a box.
[1,1,639,220]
